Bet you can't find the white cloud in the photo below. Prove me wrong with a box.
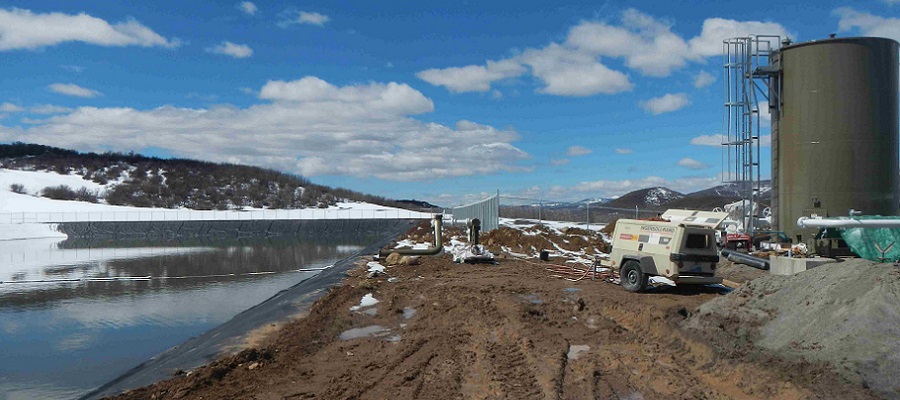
[758,100,771,124]
[30,104,73,114]
[550,158,570,166]
[0,102,23,112]
[206,41,253,58]
[677,157,710,170]
[0,77,529,182]
[691,132,770,147]
[0,8,179,51]
[694,70,716,88]
[834,8,900,42]
[238,2,257,15]
[690,134,725,146]
[566,145,592,157]
[258,76,434,115]
[417,9,789,96]
[61,64,85,73]
[48,83,101,98]
[564,9,693,77]
[688,18,792,57]
[519,44,633,96]
[296,11,330,26]
[640,93,690,115]
[615,148,633,154]
[416,59,526,93]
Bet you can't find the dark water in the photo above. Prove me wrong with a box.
[0,236,369,400]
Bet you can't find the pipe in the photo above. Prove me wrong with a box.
[797,217,900,229]
[721,249,770,270]
[379,215,443,257]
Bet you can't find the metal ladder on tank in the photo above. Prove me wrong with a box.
[721,35,780,236]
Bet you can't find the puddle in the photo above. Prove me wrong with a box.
[563,287,582,292]
[567,344,590,360]
[519,294,543,304]
[361,308,377,316]
[338,325,389,340]
[402,307,417,320]
[385,334,401,342]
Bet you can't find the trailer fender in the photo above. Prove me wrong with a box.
[620,255,658,276]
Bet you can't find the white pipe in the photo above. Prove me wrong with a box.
[797,217,900,229]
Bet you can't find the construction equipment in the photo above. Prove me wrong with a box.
[724,233,752,252]
[608,210,727,292]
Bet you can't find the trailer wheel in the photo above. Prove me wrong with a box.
[621,260,647,292]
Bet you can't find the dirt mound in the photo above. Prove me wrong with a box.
[714,260,768,284]
[686,259,900,398]
[481,225,609,256]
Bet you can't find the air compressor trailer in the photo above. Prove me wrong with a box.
[609,210,727,292]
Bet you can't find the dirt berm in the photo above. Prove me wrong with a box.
[687,259,900,399]
[107,252,878,399]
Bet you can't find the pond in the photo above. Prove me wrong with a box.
[0,234,373,400]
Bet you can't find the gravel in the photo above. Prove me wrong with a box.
[688,259,900,398]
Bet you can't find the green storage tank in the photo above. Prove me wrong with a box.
[771,37,900,242]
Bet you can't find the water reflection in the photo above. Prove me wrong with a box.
[0,235,369,400]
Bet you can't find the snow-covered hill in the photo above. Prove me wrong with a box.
[0,168,431,241]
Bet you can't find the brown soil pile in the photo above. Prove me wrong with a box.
[714,260,769,284]
[108,254,875,399]
[481,225,609,256]
[394,219,609,258]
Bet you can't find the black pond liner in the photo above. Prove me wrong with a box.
[77,218,417,400]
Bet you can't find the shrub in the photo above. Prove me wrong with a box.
[41,185,77,201]
[9,183,26,194]
[75,187,99,203]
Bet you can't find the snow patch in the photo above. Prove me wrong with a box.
[366,262,385,273]
[349,293,380,311]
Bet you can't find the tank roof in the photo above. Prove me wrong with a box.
[779,36,899,52]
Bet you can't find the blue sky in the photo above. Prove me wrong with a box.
[0,1,897,206]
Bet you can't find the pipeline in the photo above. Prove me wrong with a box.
[378,214,443,257]
[797,216,900,229]
[721,249,770,270]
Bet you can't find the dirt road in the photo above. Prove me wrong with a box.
[108,252,874,400]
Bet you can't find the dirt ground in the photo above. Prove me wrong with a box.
[108,252,875,399]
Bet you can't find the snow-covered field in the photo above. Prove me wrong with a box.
[499,217,606,232]
[0,168,432,240]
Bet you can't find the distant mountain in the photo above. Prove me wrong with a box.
[577,197,617,205]
[396,199,441,210]
[604,187,685,209]
[688,180,772,198]
[499,183,773,223]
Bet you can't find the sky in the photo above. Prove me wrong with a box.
[0,1,897,207]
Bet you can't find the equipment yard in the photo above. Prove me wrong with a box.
[106,222,894,400]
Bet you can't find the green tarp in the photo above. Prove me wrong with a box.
[836,216,900,262]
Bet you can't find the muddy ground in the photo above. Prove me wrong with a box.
[108,252,875,399]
